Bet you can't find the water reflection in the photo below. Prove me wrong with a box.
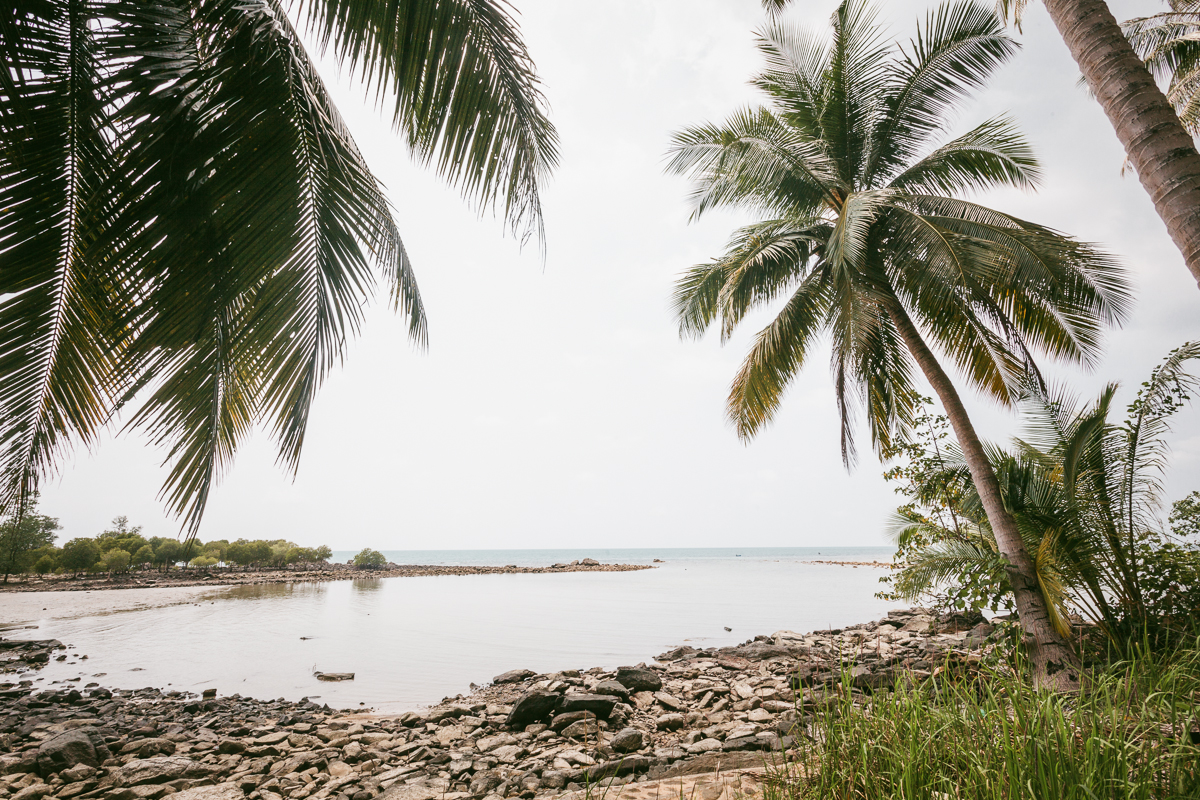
[21,551,894,713]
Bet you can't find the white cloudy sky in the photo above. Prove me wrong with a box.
[38,0,1200,549]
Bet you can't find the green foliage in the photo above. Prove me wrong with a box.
[1170,490,1200,539]
[0,0,557,546]
[785,642,1200,799]
[885,342,1200,646]
[103,548,131,573]
[668,0,1127,461]
[154,539,184,569]
[33,554,56,575]
[60,538,100,575]
[189,555,218,568]
[353,548,387,569]
[132,544,155,567]
[0,493,61,581]
[1124,2,1200,137]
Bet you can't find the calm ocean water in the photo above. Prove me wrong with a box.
[13,547,894,713]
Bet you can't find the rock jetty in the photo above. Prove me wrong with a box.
[1,561,650,594]
[0,608,998,800]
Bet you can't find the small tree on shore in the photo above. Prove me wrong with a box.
[0,493,59,582]
[353,549,387,570]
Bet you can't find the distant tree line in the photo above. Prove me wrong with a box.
[0,499,332,579]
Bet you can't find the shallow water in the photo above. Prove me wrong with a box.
[6,547,893,713]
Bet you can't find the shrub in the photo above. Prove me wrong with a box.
[189,555,218,568]
[33,555,56,574]
[103,549,131,573]
[353,548,387,569]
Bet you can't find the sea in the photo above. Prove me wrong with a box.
[3,547,895,713]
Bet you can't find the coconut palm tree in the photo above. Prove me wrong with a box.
[668,0,1131,689]
[1123,2,1200,136]
[892,342,1200,646]
[0,0,558,536]
[770,0,1200,292]
[994,0,1200,291]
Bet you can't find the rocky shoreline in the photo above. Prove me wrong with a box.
[0,561,652,594]
[0,608,998,800]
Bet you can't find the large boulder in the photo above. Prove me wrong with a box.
[115,757,212,786]
[492,669,536,685]
[505,690,561,728]
[614,667,662,693]
[549,711,596,732]
[610,728,645,753]
[556,693,616,718]
[36,729,112,777]
[593,680,630,699]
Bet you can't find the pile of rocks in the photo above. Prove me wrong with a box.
[3,562,650,595]
[0,609,997,800]
[0,641,64,676]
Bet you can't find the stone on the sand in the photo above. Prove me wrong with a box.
[656,714,685,731]
[614,667,662,693]
[609,728,645,753]
[549,710,596,732]
[116,757,210,786]
[592,679,630,699]
[505,690,560,728]
[560,719,601,739]
[168,785,243,800]
[556,693,616,718]
[492,669,536,685]
[36,729,112,777]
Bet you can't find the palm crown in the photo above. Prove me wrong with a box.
[669,0,1128,465]
[0,0,558,535]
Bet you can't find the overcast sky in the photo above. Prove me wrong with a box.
[37,0,1200,550]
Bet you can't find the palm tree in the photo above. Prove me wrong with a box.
[668,0,1131,689]
[993,0,1200,291]
[893,343,1200,646]
[0,0,558,537]
[1123,2,1200,136]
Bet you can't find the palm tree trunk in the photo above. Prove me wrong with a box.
[1042,0,1200,290]
[888,303,1081,691]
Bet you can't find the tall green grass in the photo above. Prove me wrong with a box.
[767,642,1200,800]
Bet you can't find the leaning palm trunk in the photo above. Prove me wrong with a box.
[1040,0,1200,290]
[888,303,1081,690]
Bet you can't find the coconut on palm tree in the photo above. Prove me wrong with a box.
[0,0,558,536]
[668,0,1131,689]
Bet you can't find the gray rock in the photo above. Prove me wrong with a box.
[614,667,662,693]
[379,785,440,800]
[550,711,597,732]
[36,729,112,777]
[119,738,177,758]
[557,693,616,718]
[115,756,210,786]
[560,719,601,740]
[492,669,536,685]
[593,680,630,699]
[167,785,244,800]
[469,770,503,797]
[505,690,561,728]
[584,756,651,781]
[656,714,685,731]
[539,771,569,790]
[609,728,644,753]
[722,736,767,752]
[684,738,722,754]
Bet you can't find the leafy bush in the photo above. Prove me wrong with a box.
[189,555,218,568]
[353,548,387,569]
[882,343,1200,647]
[60,538,101,575]
[33,555,56,574]
[103,548,131,573]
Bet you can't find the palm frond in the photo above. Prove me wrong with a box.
[867,0,1018,184]
[296,0,558,246]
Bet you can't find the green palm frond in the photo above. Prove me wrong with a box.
[0,0,556,537]
[0,0,115,513]
[1124,2,1200,136]
[670,0,1129,472]
[867,0,1019,184]
[298,0,558,245]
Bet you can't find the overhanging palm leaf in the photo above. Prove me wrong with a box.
[0,0,557,539]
